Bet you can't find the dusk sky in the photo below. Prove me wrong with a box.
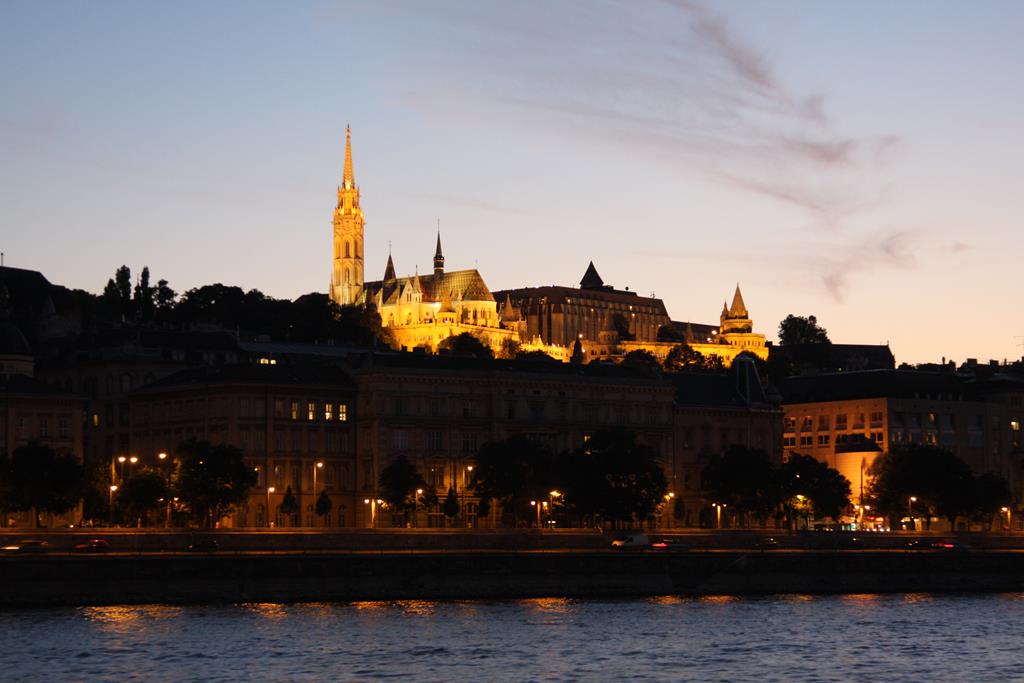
[3,1,1022,364]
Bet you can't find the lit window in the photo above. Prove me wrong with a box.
[1012,421,1021,432]
[307,402,316,421]
[290,401,299,420]
[325,403,334,421]
[338,403,348,422]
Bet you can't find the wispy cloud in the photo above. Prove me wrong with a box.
[392,0,909,299]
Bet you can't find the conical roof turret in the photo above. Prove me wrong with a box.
[728,283,748,318]
[383,252,396,281]
[580,261,604,289]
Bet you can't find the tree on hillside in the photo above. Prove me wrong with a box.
[620,349,661,377]
[663,344,726,373]
[702,446,777,527]
[968,472,1012,530]
[778,314,831,346]
[114,265,132,312]
[0,442,83,527]
[173,439,256,527]
[378,455,427,521]
[155,278,177,311]
[439,332,493,358]
[133,266,155,321]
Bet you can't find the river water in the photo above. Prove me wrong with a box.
[2,594,1022,682]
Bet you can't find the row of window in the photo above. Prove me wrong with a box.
[278,400,349,422]
[785,412,885,433]
[784,432,885,448]
[8,416,71,440]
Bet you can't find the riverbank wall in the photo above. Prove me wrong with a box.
[4,550,1024,607]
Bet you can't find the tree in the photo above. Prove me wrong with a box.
[663,344,727,373]
[702,446,777,527]
[315,490,333,522]
[0,442,84,527]
[778,314,831,346]
[155,278,177,311]
[968,473,1012,530]
[472,436,554,526]
[868,443,973,530]
[564,428,668,527]
[777,453,851,527]
[173,439,256,527]
[499,337,521,359]
[118,470,168,527]
[516,349,558,362]
[133,266,154,320]
[114,265,132,312]
[378,455,426,520]
[611,313,635,341]
[442,486,460,520]
[620,349,661,377]
[278,486,299,526]
[438,332,493,358]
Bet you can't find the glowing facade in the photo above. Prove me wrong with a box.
[329,126,364,307]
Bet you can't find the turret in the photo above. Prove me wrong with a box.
[433,229,445,278]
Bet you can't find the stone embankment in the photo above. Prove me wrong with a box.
[4,549,1024,607]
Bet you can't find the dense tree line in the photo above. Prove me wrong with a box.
[701,447,851,529]
[868,444,1012,530]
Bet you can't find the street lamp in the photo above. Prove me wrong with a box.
[1002,506,1011,531]
[414,488,423,528]
[312,461,324,527]
[713,502,726,529]
[908,496,917,530]
[364,498,380,528]
[266,486,276,527]
[129,455,138,478]
[108,485,118,526]
[531,500,540,529]
[117,456,126,483]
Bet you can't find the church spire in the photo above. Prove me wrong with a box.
[342,125,355,189]
[383,249,396,281]
[728,283,748,318]
[433,222,445,278]
[580,261,604,289]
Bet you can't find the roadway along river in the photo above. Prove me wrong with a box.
[2,594,1023,681]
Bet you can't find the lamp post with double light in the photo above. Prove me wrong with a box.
[364,498,381,528]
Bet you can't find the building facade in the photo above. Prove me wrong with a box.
[129,364,358,528]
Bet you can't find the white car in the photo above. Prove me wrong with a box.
[611,534,650,549]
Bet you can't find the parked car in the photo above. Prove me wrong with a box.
[651,539,690,552]
[1,539,49,554]
[74,539,110,553]
[611,534,650,549]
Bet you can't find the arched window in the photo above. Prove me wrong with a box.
[345,267,351,284]
[345,240,351,258]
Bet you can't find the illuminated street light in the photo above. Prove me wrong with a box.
[108,485,118,526]
[266,486,276,527]
[311,461,325,527]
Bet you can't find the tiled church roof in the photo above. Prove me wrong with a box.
[365,269,495,303]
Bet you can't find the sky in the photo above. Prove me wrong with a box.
[2,1,1022,364]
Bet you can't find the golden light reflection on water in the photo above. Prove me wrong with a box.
[521,597,575,614]
[240,603,289,619]
[841,594,881,603]
[648,595,689,606]
[903,593,934,604]
[79,605,183,631]
[700,595,740,603]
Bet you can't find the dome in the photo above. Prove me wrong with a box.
[0,320,31,356]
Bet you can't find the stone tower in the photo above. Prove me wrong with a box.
[330,125,364,306]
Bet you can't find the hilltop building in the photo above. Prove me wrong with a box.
[327,128,768,364]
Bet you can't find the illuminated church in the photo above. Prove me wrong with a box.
[328,127,766,363]
[328,127,517,353]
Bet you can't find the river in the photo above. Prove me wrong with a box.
[2,594,1021,681]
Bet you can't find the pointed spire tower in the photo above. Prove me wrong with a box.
[383,248,396,282]
[433,223,445,278]
[720,283,753,334]
[330,125,365,306]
